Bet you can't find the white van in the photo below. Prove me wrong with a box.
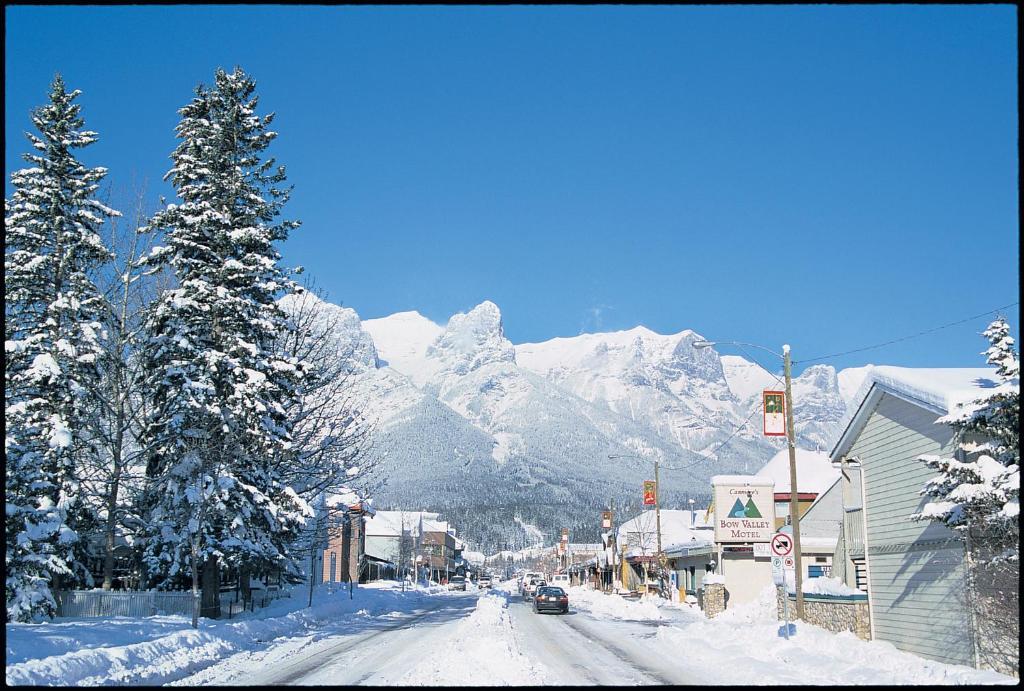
[551,573,570,586]
[519,571,545,595]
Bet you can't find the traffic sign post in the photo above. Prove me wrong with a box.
[771,533,797,641]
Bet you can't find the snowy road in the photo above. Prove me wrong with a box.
[8,581,1015,686]
[173,593,480,685]
[505,592,689,684]
[175,586,703,686]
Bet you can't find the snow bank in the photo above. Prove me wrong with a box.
[566,586,664,621]
[650,584,1013,685]
[790,576,862,597]
[6,582,447,686]
[397,591,547,686]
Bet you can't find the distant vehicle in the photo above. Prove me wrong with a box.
[448,576,467,591]
[551,574,570,586]
[523,578,546,601]
[533,586,569,614]
[478,575,493,588]
[519,571,544,595]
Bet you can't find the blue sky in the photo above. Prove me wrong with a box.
[5,5,1018,374]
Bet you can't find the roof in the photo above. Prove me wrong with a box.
[777,525,838,552]
[831,366,1001,459]
[325,487,373,515]
[616,509,715,557]
[711,475,775,487]
[364,510,443,537]
[755,448,839,495]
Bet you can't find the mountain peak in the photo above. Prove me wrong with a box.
[427,300,515,375]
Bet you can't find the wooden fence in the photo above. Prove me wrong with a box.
[57,586,291,620]
[57,590,197,619]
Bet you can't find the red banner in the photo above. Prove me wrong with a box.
[643,480,657,505]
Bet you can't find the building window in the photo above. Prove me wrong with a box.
[330,552,337,583]
[775,502,790,518]
[853,560,868,593]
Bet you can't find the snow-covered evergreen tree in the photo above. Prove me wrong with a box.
[5,75,118,622]
[914,316,1020,564]
[137,67,311,606]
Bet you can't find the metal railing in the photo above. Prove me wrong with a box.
[57,590,197,619]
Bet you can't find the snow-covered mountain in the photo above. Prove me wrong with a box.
[289,296,865,550]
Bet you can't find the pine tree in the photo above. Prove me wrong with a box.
[137,67,311,613]
[5,75,118,622]
[914,316,1020,564]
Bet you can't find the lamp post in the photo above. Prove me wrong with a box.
[692,339,805,619]
[609,454,666,597]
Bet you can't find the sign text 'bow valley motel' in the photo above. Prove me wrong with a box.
[711,475,775,542]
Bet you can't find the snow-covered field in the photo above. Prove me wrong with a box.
[6,580,1016,686]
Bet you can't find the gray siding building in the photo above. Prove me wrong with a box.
[831,366,999,669]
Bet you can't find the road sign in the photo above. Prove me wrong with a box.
[771,556,784,585]
[771,532,793,557]
[783,555,795,569]
[601,511,612,529]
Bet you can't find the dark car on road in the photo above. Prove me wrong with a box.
[533,586,568,614]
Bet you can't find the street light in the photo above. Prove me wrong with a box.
[692,339,805,619]
[609,453,666,597]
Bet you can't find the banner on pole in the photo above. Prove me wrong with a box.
[763,390,786,437]
[601,511,612,529]
[643,481,657,505]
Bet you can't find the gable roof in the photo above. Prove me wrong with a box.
[755,447,840,495]
[831,366,999,460]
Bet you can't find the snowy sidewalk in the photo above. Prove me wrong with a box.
[5,582,455,686]
[564,584,1015,685]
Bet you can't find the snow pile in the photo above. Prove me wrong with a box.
[397,592,547,686]
[565,586,664,621]
[6,582,445,686]
[650,584,1012,685]
[790,576,863,597]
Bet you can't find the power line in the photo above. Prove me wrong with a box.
[797,302,1019,365]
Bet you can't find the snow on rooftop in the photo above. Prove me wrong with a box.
[832,366,1004,457]
[755,447,839,495]
[846,366,1000,416]
[325,488,361,509]
[616,509,715,557]
[711,475,775,487]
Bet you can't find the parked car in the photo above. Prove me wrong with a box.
[523,577,546,601]
[448,576,467,591]
[551,574,570,587]
[533,586,569,614]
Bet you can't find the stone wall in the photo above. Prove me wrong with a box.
[776,589,871,641]
[703,582,726,618]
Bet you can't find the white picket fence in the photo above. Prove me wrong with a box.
[56,590,197,619]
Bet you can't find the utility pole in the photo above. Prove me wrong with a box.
[655,459,666,597]
[609,502,617,592]
[654,459,663,557]
[783,344,805,619]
